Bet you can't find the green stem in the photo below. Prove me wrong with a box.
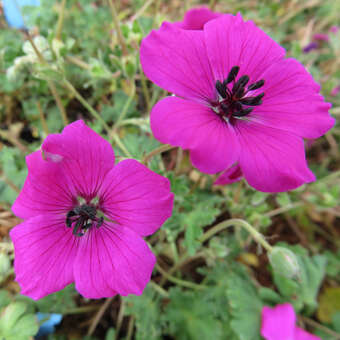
[107,0,128,55]
[209,0,217,10]
[199,218,273,253]
[149,281,169,297]
[159,252,205,286]
[155,263,207,290]
[111,133,133,158]
[26,33,68,126]
[142,144,175,164]
[55,0,67,40]
[114,82,136,129]
[300,316,340,339]
[62,79,110,133]
[63,305,99,315]
[140,70,151,112]
[62,79,133,158]
[126,316,135,340]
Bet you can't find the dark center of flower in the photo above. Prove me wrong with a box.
[66,204,103,237]
[213,65,265,121]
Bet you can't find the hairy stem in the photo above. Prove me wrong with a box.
[199,218,273,252]
[155,263,207,290]
[143,144,175,164]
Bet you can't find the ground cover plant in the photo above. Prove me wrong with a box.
[0,0,339,339]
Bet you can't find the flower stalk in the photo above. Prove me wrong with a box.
[107,0,128,55]
[142,144,175,164]
[25,32,69,126]
[199,218,273,253]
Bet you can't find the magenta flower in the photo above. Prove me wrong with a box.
[261,303,321,340]
[140,13,335,192]
[214,164,242,186]
[10,120,174,299]
[174,6,221,30]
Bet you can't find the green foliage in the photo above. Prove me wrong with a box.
[124,286,162,340]
[164,287,224,340]
[0,302,38,340]
[0,146,27,204]
[225,266,263,340]
[32,285,77,314]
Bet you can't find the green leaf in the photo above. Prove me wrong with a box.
[30,284,77,314]
[164,287,224,340]
[105,328,116,340]
[0,302,38,340]
[0,290,11,309]
[225,267,263,340]
[124,286,162,340]
[183,203,220,255]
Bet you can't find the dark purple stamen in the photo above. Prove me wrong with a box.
[213,65,265,121]
[225,65,240,84]
[66,204,103,237]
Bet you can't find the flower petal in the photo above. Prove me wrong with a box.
[295,327,321,340]
[214,164,243,185]
[42,120,115,200]
[204,13,285,83]
[12,151,74,220]
[74,224,156,299]
[174,7,221,30]
[261,304,296,340]
[237,121,315,192]
[98,159,173,237]
[140,22,215,102]
[252,58,335,139]
[10,214,78,300]
[151,96,239,174]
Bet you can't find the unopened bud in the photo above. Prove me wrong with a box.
[269,246,300,280]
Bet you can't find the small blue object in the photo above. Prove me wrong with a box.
[3,0,40,29]
[35,313,63,338]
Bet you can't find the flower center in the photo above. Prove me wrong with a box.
[212,65,265,121]
[66,204,103,237]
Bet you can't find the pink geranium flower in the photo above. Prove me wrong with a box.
[140,13,335,192]
[10,120,174,300]
[261,303,321,340]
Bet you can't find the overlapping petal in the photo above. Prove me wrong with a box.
[237,121,315,192]
[140,22,215,102]
[204,14,285,83]
[214,164,243,185]
[74,224,156,299]
[98,159,174,236]
[261,304,296,340]
[174,6,221,30]
[42,120,115,200]
[151,96,239,174]
[10,214,78,300]
[252,58,335,139]
[12,151,74,220]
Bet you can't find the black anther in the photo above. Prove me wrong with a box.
[225,66,240,84]
[215,80,227,98]
[248,79,265,91]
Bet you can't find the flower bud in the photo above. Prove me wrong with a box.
[268,246,300,280]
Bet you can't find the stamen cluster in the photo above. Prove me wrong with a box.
[214,66,265,120]
[66,204,103,237]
